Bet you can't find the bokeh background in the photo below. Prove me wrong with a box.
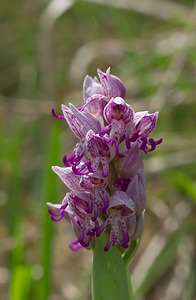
[1,0,196,299]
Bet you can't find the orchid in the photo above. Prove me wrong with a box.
[48,67,162,300]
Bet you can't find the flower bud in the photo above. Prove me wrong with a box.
[104,97,134,124]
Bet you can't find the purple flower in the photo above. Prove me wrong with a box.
[79,174,109,213]
[48,67,162,252]
[52,166,84,192]
[129,112,163,152]
[96,191,135,251]
[83,67,126,101]
[136,112,158,138]
[83,76,103,100]
[62,103,101,139]
[127,167,146,216]
[104,97,134,124]
[64,191,98,247]
[85,130,115,177]
[63,140,86,169]
[82,94,107,118]
[47,197,68,222]
[118,142,143,178]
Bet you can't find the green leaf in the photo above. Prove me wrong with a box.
[183,260,196,300]
[169,171,196,202]
[123,238,141,265]
[92,234,133,300]
[7,125,23,238]
[9,265,32,300]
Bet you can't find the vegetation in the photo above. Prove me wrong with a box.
[0,0,195,299]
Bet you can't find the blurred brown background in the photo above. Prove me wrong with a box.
[0,0,196,299]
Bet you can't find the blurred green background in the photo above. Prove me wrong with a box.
[0,0,196,299]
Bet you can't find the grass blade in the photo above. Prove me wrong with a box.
[9,265,32,300]
[38,123,61,300]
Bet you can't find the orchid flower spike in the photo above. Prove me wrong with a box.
[48,67,162,252]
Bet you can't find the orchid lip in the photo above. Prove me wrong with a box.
[72,160,94,176]
[48,210,64,222]
[140,137,148,152]
[50,215,64,222]
[72,167,88,176]
[78,239,89,248]
[104,240,112,252]
[48,203,68,222]
[130,132,139,142]
[109,138,124,157]
[63,151,84,167]
[87,229,96,236]
[69,240,83,251]
[51,108,64,120]
[121,242,129,248]
[99,125,112,137]
[140,137,163,153]
[102,197,109,213]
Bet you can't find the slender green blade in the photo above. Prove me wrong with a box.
[92,234,133,300]
[7,124,28,298]
[38,124,61,300]
[10,221,24,272]
[7,125,23,238]
[169,171,196,202]
[183,261,196,300]
[123,238,141,265]
[9,265,32,300]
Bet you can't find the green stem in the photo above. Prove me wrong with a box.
[92,234,133,300]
